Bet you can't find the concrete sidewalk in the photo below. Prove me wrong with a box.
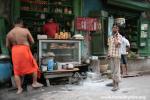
[0,75,150,100]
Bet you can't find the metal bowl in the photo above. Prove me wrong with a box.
[0,55,10,61]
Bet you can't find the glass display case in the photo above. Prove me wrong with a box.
[38,39,81,69]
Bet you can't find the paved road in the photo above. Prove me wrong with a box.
[0,74,150,100]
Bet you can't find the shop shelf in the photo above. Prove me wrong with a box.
[48,3,73,8]
[22,17,46,21]
[21,10,49,14]
[21,0,48,5]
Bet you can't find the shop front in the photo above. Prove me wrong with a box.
[87,0,150,58]
[10,0,87,85]
[80,0,150,72]
[104,0,150,72]
[106,0,150,58]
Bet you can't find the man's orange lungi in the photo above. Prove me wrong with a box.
[12,45,40,77]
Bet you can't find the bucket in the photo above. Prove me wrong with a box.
[0,55,12,83]
[100,58,108,73]
[100,64,108,73]
[0,61,12,83]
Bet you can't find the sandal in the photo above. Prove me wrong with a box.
[16,88,23,94]
[111,87,119,91]
[32,82,43,88]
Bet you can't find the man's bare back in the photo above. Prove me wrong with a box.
[6,27,34,48]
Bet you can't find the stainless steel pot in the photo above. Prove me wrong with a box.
[0,55,10,61]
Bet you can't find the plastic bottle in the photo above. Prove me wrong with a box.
[53,62,58,70]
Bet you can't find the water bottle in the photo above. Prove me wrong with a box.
[53,62,58,70]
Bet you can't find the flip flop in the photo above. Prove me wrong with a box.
[32,82,43,88]
[111,87,119,91]
[16,88,23,94]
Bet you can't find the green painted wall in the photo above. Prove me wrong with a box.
[107,0,150,11]
[0,0,11,55]
[0,17,9,55]
[0,0,11,23]
[73,0,82,17]
[11,0,20,23]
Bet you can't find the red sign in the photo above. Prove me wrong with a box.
[75,17,98,31]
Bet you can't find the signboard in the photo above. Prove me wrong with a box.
[75,17,98,31]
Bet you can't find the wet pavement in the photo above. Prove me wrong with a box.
[0,74,150,100]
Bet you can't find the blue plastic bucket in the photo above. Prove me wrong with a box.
[0,61,12,83]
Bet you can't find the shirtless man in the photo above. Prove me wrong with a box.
[6,18,43,94]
